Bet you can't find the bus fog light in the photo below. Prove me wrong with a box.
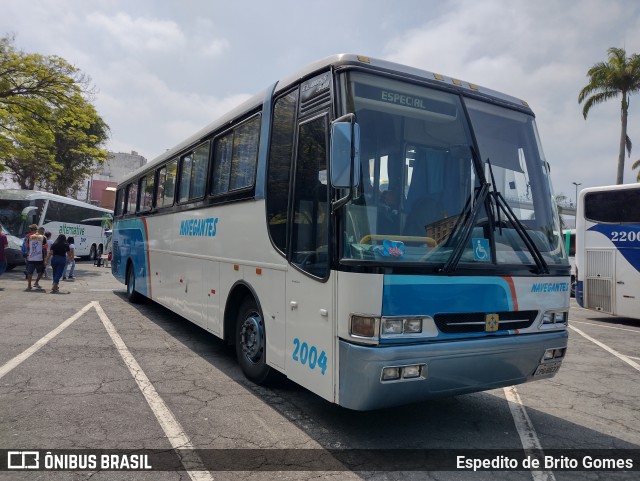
[402,365,421,379]
[381,319,403,335]
[543,349,555,360]
[554,348,566,359]
[404,318,422,333]
[381,367,401,381]
[351,315,378,337]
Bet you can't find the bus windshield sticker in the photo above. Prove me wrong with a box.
[472,238,491,262]
[374,239,405,258]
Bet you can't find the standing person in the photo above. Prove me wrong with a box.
[46,234,69,293]
[43,231,52,278]
[0,228,8,277]
[64,236,76,280]
[22,224,37,278]
[26,228,45,290]
[38,227,48,279]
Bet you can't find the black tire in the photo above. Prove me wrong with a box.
[235,298,277,384]
[89,245,97,261]
[98,245,103,257]
[126,263,143,303]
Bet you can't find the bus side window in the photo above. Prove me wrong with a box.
[126,182,138,214]
[115,188,126,216]
[267,90,298,255]
[178,153,194,203]
[291,114,329,279]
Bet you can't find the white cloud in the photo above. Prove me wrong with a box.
[199,39,230,57]
[86,12,186,53]
[382,0,640,199]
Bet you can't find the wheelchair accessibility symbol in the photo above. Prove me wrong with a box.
[473,238,490,262]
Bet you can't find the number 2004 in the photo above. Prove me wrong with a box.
[292,338,327,375]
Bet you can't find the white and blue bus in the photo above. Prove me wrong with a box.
[576,183,640,319]
[0,189,113,267]
[112,54,570,410]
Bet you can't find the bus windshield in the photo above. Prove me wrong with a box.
[0,198,45,236]
[339,71,566,269]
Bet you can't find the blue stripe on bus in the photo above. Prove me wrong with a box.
[113,218,150,298]
[588,224,640,273]
[382,275,514,316]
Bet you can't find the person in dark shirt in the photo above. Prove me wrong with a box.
[45,234,69,293]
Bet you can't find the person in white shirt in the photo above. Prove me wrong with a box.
[26,226,45,289]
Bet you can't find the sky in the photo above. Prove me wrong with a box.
[3,0,640,205]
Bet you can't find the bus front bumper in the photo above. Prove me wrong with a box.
[338,330,568,411]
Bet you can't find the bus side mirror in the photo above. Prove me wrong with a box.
[330,120,360,189]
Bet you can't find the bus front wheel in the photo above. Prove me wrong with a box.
[126,264,142,304]
[235,298,277,384]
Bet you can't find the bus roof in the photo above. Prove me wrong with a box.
[0,189,113,213]
[120,53,534,186]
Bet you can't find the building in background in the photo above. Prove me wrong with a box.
[88,151,146,208]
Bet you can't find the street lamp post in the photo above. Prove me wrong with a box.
[573,182,582,206]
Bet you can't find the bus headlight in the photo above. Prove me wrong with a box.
[380,317,425,337]
[404,318,423,333]
[541,310,569,327]
[381,319,403,335]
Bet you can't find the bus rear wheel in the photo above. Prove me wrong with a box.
[126,263,143,304]
[89,245,97,261]
[235,298,277,384]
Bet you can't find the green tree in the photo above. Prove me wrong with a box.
[578,47,640,184]
[0,35,109,192]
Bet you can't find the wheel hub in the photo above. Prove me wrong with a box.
[240,313,263,363]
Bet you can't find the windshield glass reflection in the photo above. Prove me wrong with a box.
[339,71,566,269]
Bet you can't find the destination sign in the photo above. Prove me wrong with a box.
[354,83,457,117]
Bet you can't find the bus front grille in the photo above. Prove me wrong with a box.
[433,311,538,333]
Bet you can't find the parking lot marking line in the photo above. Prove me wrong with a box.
[570,320,640,334]
[569,325,640,372]
[504,386,556,481]
[0,301,97,381]
[93,302,214,481]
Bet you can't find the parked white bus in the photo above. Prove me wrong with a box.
[0,189,113,266]
[576,183,640,319]
[112,54,570,410]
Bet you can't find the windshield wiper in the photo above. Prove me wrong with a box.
[442,154,549,274]
[486,159,549,274]
[442,182,490,273]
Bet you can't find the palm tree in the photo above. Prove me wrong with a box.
[578,47,640,184]
[633,158,640,182]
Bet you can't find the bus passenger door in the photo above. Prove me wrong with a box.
[285,113,335,403]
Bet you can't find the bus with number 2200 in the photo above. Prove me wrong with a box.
[576,183,640,319]
[112,54,570,410]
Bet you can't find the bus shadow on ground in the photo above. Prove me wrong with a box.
[585,316,640,328]
[113,291,639,479]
